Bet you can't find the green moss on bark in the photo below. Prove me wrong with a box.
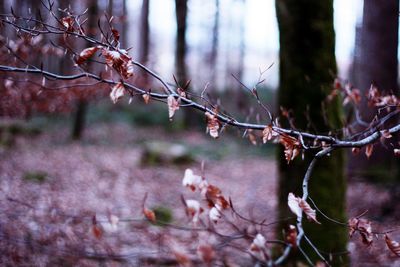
[276,0,348,265]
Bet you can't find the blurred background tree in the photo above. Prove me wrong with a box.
[349,0,399,184]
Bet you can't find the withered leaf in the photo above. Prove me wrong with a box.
[205,112,220,138]
[110,82,125,104]
[385,234,400,257]
[142,93,150,104]
[75,46,100,65]
[143,207,156,223]
[167,95,180,120]
[365,144,374,159]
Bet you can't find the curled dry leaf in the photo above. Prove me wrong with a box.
[197,244,215,264]
[288,193,302,218]
[299,198,320,224]
[92,215,102,239]
[205,112,220,138]
[110,82,125,104]
[351,147,360,155]
[358,219,373,246]
[185,199,203,223]
[334,78,342,90]
[209,206,222,223]
[348,217,373,246]
[251,233,266,250]
[182,169,202,191]
[262,125,277,143]
[75,46,100,65]
[167,95,180,120]
[142,93,150,104]
[111,28,120,42]
[280,134,301,163]
[205,184,229,209]
[102,48,134,79]
[348,217,359,237]
[385,235,400,257]
[394,149,400,157]
[365,144,374,159]
[343,85,361,106]
[61,16,74,31]
[287,193,320,224]
[143,207,156,223]
[249,233,268,261]
[285,225,297,248]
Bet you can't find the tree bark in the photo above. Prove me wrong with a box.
[175,0,188,87]
[71,0,98,140]
[175,0,197,127]
[276,0,347,265]
[349,0,399,183]
[209,0,219,87]
[138,0,150,86]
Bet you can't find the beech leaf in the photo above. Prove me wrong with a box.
[288,193,320,224]
[110,82,125,104]
[288,193,302,218]
[385,235,400,257]
[205,112,220,138]
[167,95,180,120]
[75,46,100,65]
[143,207,156,223]
[365,144,374,159]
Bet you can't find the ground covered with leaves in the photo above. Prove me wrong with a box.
[0,120,399,266]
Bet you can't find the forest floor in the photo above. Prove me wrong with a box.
[0,121,399,266]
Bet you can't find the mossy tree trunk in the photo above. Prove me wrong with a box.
[276,1,347,265]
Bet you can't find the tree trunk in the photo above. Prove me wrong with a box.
[348,0,399,183]
[209,0,219,88]
[175,0,188,87]
[138,0,150,86]
[175,0,197,127]
[235,0,247,112]
[276,1,347,265]
[71,0,98,140]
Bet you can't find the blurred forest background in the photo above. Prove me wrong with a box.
[1,0,400,266]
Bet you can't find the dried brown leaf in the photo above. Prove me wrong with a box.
[143,207,156,223]
[61,17,74,31]
[142,93,150,104]
[75,46,100,65]
[365,144,374,159]
[385,234,400,257]
[358,219,373,246]
[262,125,275,143]
[167,95,180,120]
[287,193,302,218]
[110,82,125,104]
[205,112,220,138]
[102,49,134,79]
[348,217,359,237]
[285,225,297,248]
[299,198,320,224]
[351,147,360,155]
